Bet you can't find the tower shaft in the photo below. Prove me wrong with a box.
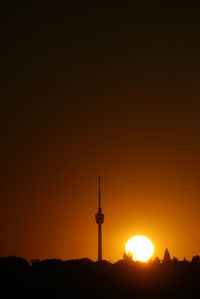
[98,223,102,261]
[95,176,104,261]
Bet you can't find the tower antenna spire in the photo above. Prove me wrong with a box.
[99,176,101,209]
[95,176,104,261]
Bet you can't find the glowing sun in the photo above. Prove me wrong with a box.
[125,235,154,262]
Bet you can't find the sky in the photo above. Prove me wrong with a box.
[1,1,200,262]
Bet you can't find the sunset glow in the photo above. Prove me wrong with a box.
[125,236,154,262]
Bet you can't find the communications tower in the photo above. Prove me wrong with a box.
[95,176,104,261]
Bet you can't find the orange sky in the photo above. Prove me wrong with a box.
[1,2,200,262]
[1,139,200,262]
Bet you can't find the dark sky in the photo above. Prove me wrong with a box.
[1,1,200,261]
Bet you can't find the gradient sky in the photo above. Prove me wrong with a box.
[1,1,200,262]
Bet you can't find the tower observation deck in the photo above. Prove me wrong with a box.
[95,176,104,261]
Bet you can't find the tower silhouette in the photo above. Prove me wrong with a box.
[95,176,104,261]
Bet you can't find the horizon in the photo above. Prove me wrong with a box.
[1,251,200,263]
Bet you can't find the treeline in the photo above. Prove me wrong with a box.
[0,255,200,298]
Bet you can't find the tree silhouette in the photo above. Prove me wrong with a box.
[123,252,133,261]
[0,255,200,298]
[192,255,200,263]
[163,248,171,263]
[153,256,161,264]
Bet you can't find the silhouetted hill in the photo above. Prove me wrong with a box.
[0,256,200,298]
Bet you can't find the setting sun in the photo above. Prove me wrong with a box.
[125,235,154,262]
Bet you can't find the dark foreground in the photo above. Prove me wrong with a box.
[0,257,200,298]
